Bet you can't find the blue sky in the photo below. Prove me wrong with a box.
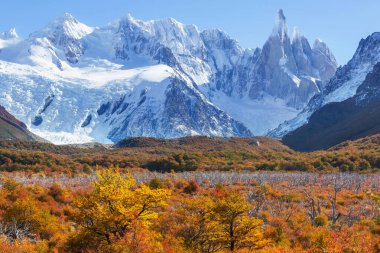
[1,0,379,65]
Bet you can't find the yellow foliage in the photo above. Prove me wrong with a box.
[3,197,61,241]
[174,192,269,252]
[211,192,270,251]
[70,167,171,249]
[0,236,49,253]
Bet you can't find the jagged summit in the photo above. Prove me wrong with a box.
[278,9,286,22]
[119,13,140,26]
[249,9,338,110]
[314,38,323,44]
[55,13,78,24]
[201,28,241,51]
[272,9,288,40]
[118,14,198,32]
[292,27,303,41]
[312,38,337,67]
[22,13,95,65]
[27,12,93,46]
[157,16,186,27]
[313,38,327,50]
[276,9,287,29]
[45,13,94,39]
[0,28,18,40]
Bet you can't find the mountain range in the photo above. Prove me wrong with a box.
[0,10,337,144]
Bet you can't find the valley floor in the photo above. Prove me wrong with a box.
[0,170,378,252]
[0,135,378,252]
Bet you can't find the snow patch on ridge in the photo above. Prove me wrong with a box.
[0,60,174,88]
[31,129,95,145]
[324,63,371,104]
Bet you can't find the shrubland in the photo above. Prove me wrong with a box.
[0,135,378,252]
[0,169,377,252]
[0,135,379,174]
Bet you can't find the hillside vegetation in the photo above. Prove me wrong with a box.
[0,106,42,142]
[0,136,379,252]
[0,135,379,174]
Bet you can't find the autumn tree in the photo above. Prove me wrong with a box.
[176,196,221,253]
[211,192,269,251]
[69,167,171,251]
[173,191,269,252]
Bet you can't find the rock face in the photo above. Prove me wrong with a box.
[283,62,380,151]
[245,11,336,109]
[271,32,380,137]
[0,10,336,144]
[0,105,43,141]
[210,10,337,110]
[0,28,18,40]
[102,77,251,142]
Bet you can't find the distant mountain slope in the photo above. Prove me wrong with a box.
[113,135,289,152]
[0,105,43,141]
[329,133,380,150]
[283,62,380,151]
[0,134,378,174]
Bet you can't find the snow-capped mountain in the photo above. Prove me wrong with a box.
[0,10,336,144]
[0,28,20,49]
[244,10,336,109]
[0,28,18,40]
[203,10,337,134]
[271,32,380,137]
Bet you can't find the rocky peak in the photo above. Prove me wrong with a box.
[117,14,204,55]
[291,28,314,76]
[291,27,301,42]
[28,13,92,43]
[201,29,241,51]
[201,29,243,70]
[245,9,337,110]
[265,9,294,66]
[0,28,18,40]
[117,14,145,32]
[313,38,324,49]
[37,13,94,64]
[48,13,94,40]
[313,39,336,63]
[272,9,288,41]
[291,27,312,52]
[60,13,77,23]
[351,32,380,64]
